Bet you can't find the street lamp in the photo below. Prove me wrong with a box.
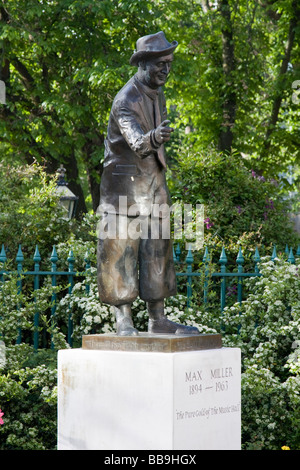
[55,165,79,220]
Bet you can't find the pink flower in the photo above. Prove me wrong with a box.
[204,217,214,229]
[251,170,265,182]
[0,409,4,425]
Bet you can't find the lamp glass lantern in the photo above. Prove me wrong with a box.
[55,166,79,220]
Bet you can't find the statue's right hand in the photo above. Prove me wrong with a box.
[154,120,174,144]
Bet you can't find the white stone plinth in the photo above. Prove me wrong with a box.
[57,347,241,450]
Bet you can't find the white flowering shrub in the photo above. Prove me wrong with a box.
[0,344,58,450]
[132,293,217,335]
[56,267,115,344]
[54,230,98,272]
[55,270,214,344]
[218,257,300,449]
[0,274,66,450]
[1,252,300,450]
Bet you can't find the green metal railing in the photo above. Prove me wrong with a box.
[0,244,91,349]
[1,242,300,349]
[173,242,300,310]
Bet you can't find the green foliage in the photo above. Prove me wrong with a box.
[1,253,300,448]
[0,345,58,450]
[56,276,215,346]
[56,267,115,345]
[0,271,68,449]
[220,257,300,449]
[0,161,76,266]
[163,0,300,178]
[170,149,300,258]
[0,0,164,210]
[0,272,69,348]
[1,0,300,209]
[55,256,300,449]
[0,1,299,448]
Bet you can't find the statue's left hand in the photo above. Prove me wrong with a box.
[154,120,174,144]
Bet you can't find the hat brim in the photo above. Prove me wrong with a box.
[129,41,178,66]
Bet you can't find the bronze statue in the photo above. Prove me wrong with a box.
[97,32,199,336]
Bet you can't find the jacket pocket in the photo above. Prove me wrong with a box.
[112,164,138,176]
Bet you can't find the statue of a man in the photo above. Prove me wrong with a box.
[97,31,199,337]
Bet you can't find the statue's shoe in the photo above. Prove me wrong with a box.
[116,318,139,336]
[148,318,200,335]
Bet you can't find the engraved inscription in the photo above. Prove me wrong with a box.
[180,362,239,415]
[189,384,202,395]
[83,338,168,352]
[210,366,233,393]
[185,369,203,395]
[185,370,202,381]
[82,333,222,353]
[176,403,240,421]
[184,365,234,396]
[210,367,233,379]
[176,403,241,420]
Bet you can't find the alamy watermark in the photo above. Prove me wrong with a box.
[0,341,6,369]
[96,198,205,250]
[0,80,6,105]
[292,80,300,105]
[292,340,300,360]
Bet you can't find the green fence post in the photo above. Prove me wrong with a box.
[285,244,289,258]
[253,246,261,273]
[33,245,41,350]
[271,245,277,261]
[0,244,7,281]
[175,243,181,262]
[67,249,75,347]
[288,247,295,264]
[0,245,7,334]
[236,247,244,304]
[236,247,244,335]
[185,245,194,308]
[50,246,58,349]
[203,247,210,306]
[84,250,91,295]
[173,245,177,263]
[219,247,227,313]
[16,245,24,344]
[0,244,6,262]
[296,245,300,258]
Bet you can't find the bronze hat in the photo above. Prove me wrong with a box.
[129,31,178,66]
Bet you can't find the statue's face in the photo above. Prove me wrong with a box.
[140,53,174,89]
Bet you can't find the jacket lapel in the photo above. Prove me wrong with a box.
[133,80,154,131]
[133,78,167,169]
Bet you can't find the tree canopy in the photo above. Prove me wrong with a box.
[1,0,300,214]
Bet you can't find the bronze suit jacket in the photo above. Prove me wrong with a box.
[99,74,171,217]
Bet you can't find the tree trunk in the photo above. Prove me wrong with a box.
[87,165,102,213]
[218,0,236,153]
[81,133,104,213]
[260,0,300,162]
[62,154,88,218]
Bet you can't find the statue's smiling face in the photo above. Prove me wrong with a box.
[141,54,174,89]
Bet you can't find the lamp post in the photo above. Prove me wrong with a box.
[55,165,79,220]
